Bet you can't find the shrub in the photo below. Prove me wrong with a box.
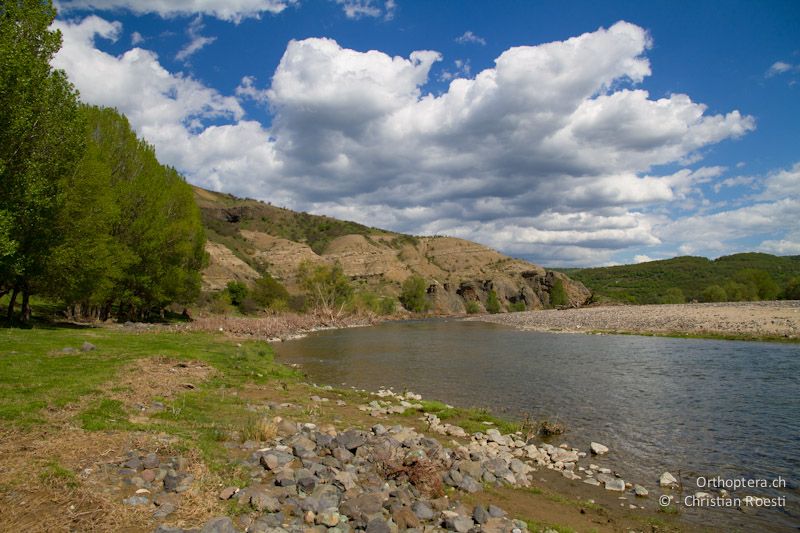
[226,280,248,306]
[485,290,501,314]
[465,301,481,314]
[399,275,430,313]
[724,281,758,301]
[550,278,568,307]
[251,273,290,309]
[784,277,800,300]
[660,287,685,304]
[297,261,353,316]
[732,269,779,300]
[702,284,727,302]
[510,301,526,312]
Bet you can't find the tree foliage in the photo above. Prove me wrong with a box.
[399,275,430,313]
[50,106,206,320]
[0,0,85,320]
[485,289,501,314]
[550,278,568,307]
[297,261,353,317]
[251,273,290,309]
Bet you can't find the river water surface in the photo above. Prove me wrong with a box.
[274,319,800,531]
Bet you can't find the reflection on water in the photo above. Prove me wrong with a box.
[274,319,800,531]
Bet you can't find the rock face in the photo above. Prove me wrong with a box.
[196,185,591,310]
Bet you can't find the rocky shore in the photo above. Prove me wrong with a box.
[471,301,800,340]
[129,388,664,533]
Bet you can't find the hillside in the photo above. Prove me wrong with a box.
[563,253,800,304]
[194,187,591,313]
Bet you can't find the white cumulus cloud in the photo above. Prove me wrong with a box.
[57,0,295,22]
[54,18,764,266]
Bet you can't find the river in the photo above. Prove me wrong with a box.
[274,319,800,531]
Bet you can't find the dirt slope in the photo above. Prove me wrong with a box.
[195,187,591,312]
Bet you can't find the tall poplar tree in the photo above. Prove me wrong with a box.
[0,0,84,320]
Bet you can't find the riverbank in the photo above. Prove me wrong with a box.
[0,326,686,533]
[470,301,800,342]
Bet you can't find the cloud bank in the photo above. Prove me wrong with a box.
[52,17,787,266]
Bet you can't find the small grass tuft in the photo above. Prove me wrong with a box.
[39,460,79,489]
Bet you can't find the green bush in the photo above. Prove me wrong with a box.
[702,284,727,302]
[465,301,481,314]
[251,273,289,309]
[732,269,779,300]
[660,287,685,304]
[226,280,248,307]
[550,278,568,307]
[399,275,430,313]
[485,290,501,314]
[784,277,800,300]
[723,281,758,301]
[509,301,526,312]
[297,261,353,314]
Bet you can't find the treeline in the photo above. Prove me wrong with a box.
[565,254,800,305]
[1,2,205,322]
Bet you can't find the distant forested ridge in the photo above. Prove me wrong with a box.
[1,1,205,322]
[563,253,800,304]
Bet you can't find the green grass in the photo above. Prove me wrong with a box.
[413,400,521,435]
[79,398,138,431]
[523,519,576,533]
[39,460,79,489]
[0,327,298,427]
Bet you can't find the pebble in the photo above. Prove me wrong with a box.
[659,471,678,487]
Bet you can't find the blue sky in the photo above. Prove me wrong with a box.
[52,0,799,266]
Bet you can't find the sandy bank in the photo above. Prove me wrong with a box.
[471,301,800,340]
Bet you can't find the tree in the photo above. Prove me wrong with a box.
[784,277,800,300]
[399,275,430,313]
[732,269,779,301]
[226,281,248,307]
[550,278,568,307]
[0,0,85,321]
[485,289,501,314]
[45,106,206,320]
[660,287,685,304]
[702,285,727,302]
[251,273,289,309]
[297,261,353,317]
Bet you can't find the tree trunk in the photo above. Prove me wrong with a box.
[6,285,19,320]
[21,288,31,323]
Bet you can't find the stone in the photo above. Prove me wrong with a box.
[153,502,176,519]
[392,506,421,529]
[297,476,318,493]
[634,484,649,497]
[487,504,506,518]
[595,473,616,485]
[124,457,143,471]
[590,442,609,455]
[473,505,488,524]
[316,508,340,527]
[250,492,281,512]
[604,478,625,491]
[549,449,579,463]
[154,527,183,533]
[336,430,367,451]
[340,492,384,518]
[582,478,601,486]
[411,500,435,521]
[123,495,149,506]
[659,472,678,487]
[219,486,239,500]
[444,516,474,532]
[143,453,160,469]
[277,419,299,437]
[141,469,156,483]
[81,342,96,352]
[163,473,180,492]
[458,475,481,493]
[200,517,240,533]
[458,460,482,479]
[365,518,392,533]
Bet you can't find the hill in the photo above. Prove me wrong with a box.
[194,187,591,313]
[562,253,800,304]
